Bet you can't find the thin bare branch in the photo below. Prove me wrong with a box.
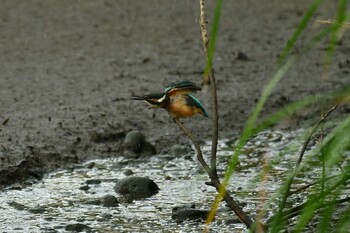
[198,0,219,180]
[172,117,212,175]
[197,0,265,231]
[212,180,259,229]
[172,116,260,230]
[199,0,209,62]
[209,72,219,178]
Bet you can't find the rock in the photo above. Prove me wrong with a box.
[172,204,211,222]
[102,195,119,207]
[65,223,92,232]
[86,179,101,185]
[114,176,159,200]
[123,131,157,158]
[123,169,134,176]
[140,141,157,157]
[85,162,96,169]
[79,185,90,191]
[123,131,146,153]
[236,51,249,61]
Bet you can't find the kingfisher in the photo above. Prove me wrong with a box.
[131,81,208,119]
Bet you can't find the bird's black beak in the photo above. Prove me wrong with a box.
[130,95,146,100]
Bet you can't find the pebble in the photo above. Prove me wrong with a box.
[102,195,119,207]
[172,204,210,221]
[123,131,156,158]
[114,176,159,201]
[65,223,92,232]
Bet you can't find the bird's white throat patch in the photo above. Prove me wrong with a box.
[157,94,166,103]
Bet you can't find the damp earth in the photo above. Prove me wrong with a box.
[0,1,350,232]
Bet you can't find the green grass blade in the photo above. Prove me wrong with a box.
[293,165,350,232]
[254,84,350,133]
[278,0,324,64]
[319,116,350,168]
[335,204,350,232]
[316,189,341,233]
[205,0,223,75]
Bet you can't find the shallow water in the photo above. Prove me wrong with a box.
[0,129,346,232]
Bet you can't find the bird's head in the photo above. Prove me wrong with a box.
[131,92,167,108]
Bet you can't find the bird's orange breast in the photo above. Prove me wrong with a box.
[168,98,199,118]
[169,102,197,117]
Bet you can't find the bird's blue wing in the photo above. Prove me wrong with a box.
[187,94,208,117]
[165,81,202,96]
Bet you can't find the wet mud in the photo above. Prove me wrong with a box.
[1,0,349,188]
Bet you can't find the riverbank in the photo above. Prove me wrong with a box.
[1,0,349,188]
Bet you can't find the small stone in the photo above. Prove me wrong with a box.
[184,155,193,161]
[86,162,96,169]
[236,51,249,61]
[172,205,210,221]
[123,169,134,176]
[114,176,159,200]
[86,179,101,185]
[123,131,156,158]
[65,223,92,232]
[123,131,146,153]
[102,195,119,207]
[140,141,157,157]
[79,185,90,191]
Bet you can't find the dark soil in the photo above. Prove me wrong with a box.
[1,0,349,188]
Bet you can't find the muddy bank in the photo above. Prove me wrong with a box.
[0,0,349,188]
